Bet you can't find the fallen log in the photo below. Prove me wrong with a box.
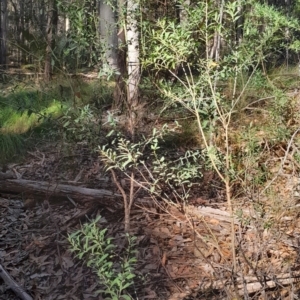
[0,170,16,180]
[203,271,300,296]
[185,205,240,225]
[0,179,122,205]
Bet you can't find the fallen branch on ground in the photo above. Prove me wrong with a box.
[199,271,300,296]
[0,263,33,300]
[0,179,122,205]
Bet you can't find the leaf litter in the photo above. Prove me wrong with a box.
[1,139,300,299]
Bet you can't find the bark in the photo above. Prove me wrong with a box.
[44,0,58,81]
[209,0,224,62]
[236,0,243,45]
[99,0,126,108]
[99,0,118,70]
[125,0,140,138]
[0,179,122,205]
[65,17,70,32]
[0,0,7,69]
[126,0,140,107]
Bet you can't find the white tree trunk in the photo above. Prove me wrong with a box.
[65,17,70,32]
[99,0,118,71]
[126,0,140,106]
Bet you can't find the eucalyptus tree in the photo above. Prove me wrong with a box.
[99,0,119,71]
[99,0,126,109]
[126,0,140,108]
[44,0,58,81]
[99,0,140,132]
[0,0,8,69]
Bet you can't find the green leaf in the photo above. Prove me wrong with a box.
[120,295,132,300]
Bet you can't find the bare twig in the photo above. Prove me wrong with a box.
[0,264,33,300]
[66,195,77,207]
[242,96,275,111]
[110,169,136,232]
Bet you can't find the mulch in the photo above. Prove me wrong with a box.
[1,141,300,300]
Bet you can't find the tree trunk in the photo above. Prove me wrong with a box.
[44,0,58,81]
[209,0,224,62]
[125,0,140,138]
[236,0,243,46]
[0,0,8,70]
[126,0,140,107]
[99,0,119,70]
[99,0,127,109]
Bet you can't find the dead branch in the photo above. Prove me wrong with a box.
[0,170,16,180]
[0,263,33,300]
[200,271,300,296]
[0,179,122,205]
[186,205,240,224]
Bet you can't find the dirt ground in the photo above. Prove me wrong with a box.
[1,139,300,300]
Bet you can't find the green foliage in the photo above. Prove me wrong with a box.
[142,0,300,83]
[60,104,100,147]
[202,145,224,172]
[243,2,299,49]
[90,79,115,108]
[0,78,109,163]
[140,0,300,191]
[289,40,300,52]
[57,0,101,69]
[101,125,203,203]
[0,133,25,164]
[68,216,136,300]
[142,18,198,72]
[0,85,67,163]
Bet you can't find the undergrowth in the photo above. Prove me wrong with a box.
[1,63,300,298]
[68,216,137,300]
[0,77,113,164]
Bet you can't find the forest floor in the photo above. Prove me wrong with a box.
[0,139,219,300]
[1,75,300,299]
[1,125,300,300]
